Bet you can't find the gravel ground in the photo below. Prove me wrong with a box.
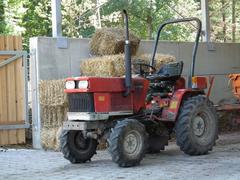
[1,132,240,180]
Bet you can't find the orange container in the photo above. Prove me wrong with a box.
[229,74,240,99]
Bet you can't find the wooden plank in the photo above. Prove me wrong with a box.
[5,36,18,144]
[14,36,25,144]
[0,120,25,125]
[0,55,11,60]
[0,36,9,145]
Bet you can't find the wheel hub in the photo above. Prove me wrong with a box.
[123,132,139,154]
[193,116,205,137]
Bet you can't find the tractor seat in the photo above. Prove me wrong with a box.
[147,61,184,81]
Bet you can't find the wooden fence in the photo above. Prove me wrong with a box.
[0,36,25,145]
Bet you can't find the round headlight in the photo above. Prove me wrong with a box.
[65,80,75,89]
[78,80,89,89]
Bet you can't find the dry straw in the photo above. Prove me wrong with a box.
[90,28,140,56]
[80,54,125,77]
[135,53,176,69]
[80,53,176,77]
[39,79,67,107]
[39,79,68,128]
[39,79,68,150]
[41,127,62,151]
[41,106,67,128]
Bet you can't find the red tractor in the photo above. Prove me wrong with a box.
[60,10,218,167]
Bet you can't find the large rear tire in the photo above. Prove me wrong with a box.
[108,119,147,167]
[175,95,218,155]
[60,130,98,163]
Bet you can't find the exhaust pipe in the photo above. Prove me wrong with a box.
[123,9,132,97]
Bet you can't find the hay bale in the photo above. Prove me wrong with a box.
[80,54,125,77]
[55,126,62,151]
[80,53,176,77]
[39,79,67,107]
[39,79,68,150]
[90,28,140,56]
[41,127,59,151]
[41,126,63,151]
[134,53,176,69]
[41,105,67,128]
[39,79,68,128]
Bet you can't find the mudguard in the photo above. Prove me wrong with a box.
[162,89,204,121]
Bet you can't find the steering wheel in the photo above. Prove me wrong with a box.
[133,62,156,77]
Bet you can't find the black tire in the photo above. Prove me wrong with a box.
[108,119,147,167]
[60,130,98,163]
[175,95,218,155]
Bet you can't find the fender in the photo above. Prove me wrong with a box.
[162,89,204,121]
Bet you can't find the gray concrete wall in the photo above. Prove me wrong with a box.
[30,37,240,104]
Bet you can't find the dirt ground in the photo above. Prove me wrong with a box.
[1,132,240,180]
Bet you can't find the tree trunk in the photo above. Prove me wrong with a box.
[147,15,153,40]
[221,0,227,42]
[146,0,153,40]
[232,0,236,42]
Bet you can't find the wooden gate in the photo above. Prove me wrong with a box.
[0,36,27,145]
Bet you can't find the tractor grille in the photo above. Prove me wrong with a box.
[68,93,94,112]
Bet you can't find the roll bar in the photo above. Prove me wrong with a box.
[150,18,202,88]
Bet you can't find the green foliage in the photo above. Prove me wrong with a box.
[1,0,240,51]
[19,0,52,49]
[61,0,96,38]
[0,0,6,33]
[209,0,240,42]
[101,0,194,41]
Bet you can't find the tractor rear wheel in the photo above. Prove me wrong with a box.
[60,130,98,163]
[108,119,147,167]
[175,95,218,155]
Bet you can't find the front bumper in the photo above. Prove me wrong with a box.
[64,112,109,131]
[63,121,102,130]
[67,112,109,121]
[64,111,133,130]
[67,111,133,121]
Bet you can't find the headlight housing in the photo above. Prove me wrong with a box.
[78,80,89,89]
[65,80,75,89]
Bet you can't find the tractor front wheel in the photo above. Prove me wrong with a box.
[175,95,218,155]
[108,119,147,167]
[60,130,98,163]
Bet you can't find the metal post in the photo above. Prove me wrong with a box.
[30,38,42,149]
[201,0,210,42]
[52,0,62,37]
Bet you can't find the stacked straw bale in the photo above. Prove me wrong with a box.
[80,53,176,77]
[132,53,176,73]
[135,54,176,69]
[90,28,140,56]
[39,79,68,151]
[80,54,125,77]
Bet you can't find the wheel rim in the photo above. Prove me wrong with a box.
[123,130,142,155]
[193,116,206,137]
